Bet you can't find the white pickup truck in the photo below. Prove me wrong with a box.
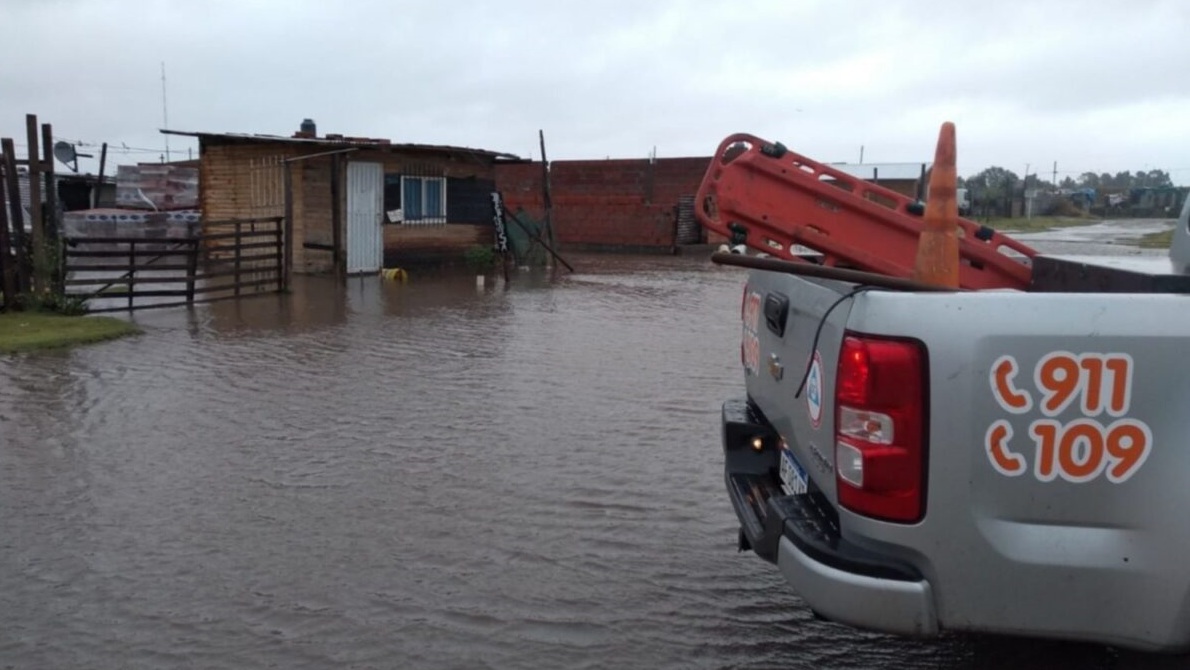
[707,136,1190,652]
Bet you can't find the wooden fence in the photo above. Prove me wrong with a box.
[63,217,285,312]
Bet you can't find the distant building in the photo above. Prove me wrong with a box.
[827,162,932,199]
[162,123,519,274]
[2,170,116,230]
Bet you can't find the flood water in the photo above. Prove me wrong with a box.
[1,244,1185,669]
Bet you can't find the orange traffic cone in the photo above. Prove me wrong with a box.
[913,122,961,288]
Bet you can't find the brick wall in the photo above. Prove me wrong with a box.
[495,157,713,250]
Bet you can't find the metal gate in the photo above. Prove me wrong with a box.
[346,162,383,274]
[63,217,285,312]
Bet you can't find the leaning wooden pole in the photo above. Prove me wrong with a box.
[503,205,574,273]
[538,129,558,270]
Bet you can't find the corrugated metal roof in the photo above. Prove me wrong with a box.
[160,129,521,161]
[829,162,931,181]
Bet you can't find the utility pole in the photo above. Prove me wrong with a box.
[1052,161,1058,185]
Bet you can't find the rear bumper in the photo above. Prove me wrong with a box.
[776,536,937,636]
[722,398,938,636]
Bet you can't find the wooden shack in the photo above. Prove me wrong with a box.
[162,127,519,274]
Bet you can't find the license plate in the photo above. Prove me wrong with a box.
[779,448,809,496]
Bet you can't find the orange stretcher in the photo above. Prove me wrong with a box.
[694,133,1037,291]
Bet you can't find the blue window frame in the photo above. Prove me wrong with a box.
[400,176,446,224]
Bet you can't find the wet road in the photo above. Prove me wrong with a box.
[1010,218,1175,256]
[1,241,1185,669]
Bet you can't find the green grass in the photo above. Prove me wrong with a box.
[979,216,1099,234]
[1138,229,1174,249]
[0,312,140,353]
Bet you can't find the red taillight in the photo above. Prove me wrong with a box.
[835,333,927,523]
[836,341,871,405]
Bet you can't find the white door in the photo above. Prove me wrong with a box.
[346,161,384,274]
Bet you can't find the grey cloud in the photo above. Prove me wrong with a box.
[2,0,1187,183]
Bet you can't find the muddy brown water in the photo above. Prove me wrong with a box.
[0,249,1182,669]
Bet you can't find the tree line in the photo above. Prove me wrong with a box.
[960,166,1176,199]
[956,166,1183,219]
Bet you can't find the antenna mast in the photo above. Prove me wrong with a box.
[161,61,171,162]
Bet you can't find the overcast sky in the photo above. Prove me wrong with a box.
[2,0,1188,184]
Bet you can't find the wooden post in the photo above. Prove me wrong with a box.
[92,143,108,208]
[283,165,293,291]
[274,220,284,293]
[1,140,29,294]
[25,115,44,292]
[330,154,342,276]
[185,238,198,304]
[127,240,136,310]
[0,169,16,306]
[274,218,284,293]
[234,221,242,297]
[41,123,61,294]
[40,123,56,241]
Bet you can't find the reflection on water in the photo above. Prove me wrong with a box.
[0,252,1180,669]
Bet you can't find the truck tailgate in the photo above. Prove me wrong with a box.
[839,288,1190,648]
[741,271,857,504]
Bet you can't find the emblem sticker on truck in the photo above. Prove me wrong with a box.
[986,353,1152,483]
[742,290,762,376]
[806,351,824,428]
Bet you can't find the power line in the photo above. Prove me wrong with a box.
[7,140,186,154]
